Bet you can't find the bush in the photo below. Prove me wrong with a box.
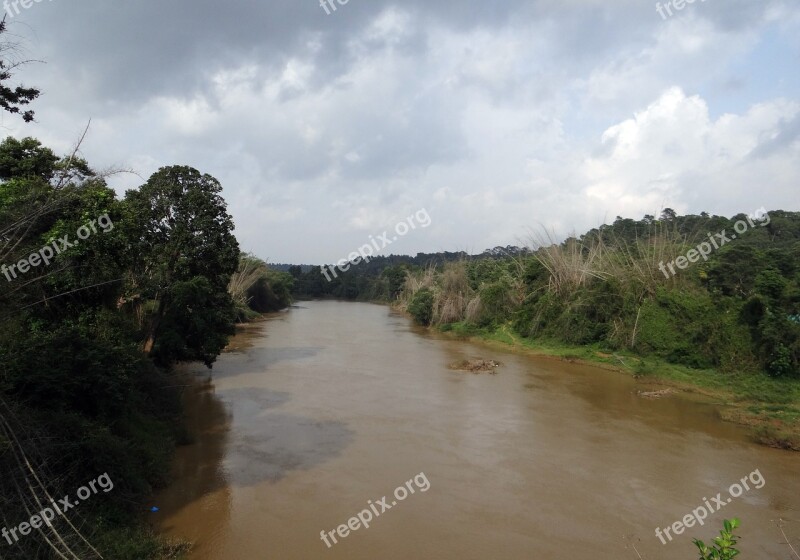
[754,311,800,377]
[408,289,434,326]
[694,518,740,560]
[478,279,514,325]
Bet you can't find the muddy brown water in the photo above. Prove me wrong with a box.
[155,301,800,559]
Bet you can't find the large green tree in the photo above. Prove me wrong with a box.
[124,166,240,366]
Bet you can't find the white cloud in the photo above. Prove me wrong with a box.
[581,88,800,219]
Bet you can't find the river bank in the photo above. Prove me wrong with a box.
[432,320,800,451]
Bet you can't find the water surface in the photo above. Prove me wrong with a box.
[155,301,800,559]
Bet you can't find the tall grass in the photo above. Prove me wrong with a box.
[529,220,690,300]
[227,253,290,321]
[518,221,696,347]
[228,253,269,311]
[399,219,696,347]
[398,261,482,326]
[595,219,692,299]
[528,229,606,296]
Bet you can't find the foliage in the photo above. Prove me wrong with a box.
[124,165,240,366]
[390,211,800,379]
[0,141,240,558]
[92,527,190,560]
[285,251,475,301]
[0,29,241,557]
[694,518,741,560]
[0,19,40,122]
[228,253,293,320]
[149,276,237,367]
[0,136,59,179]
[408,288,434,326]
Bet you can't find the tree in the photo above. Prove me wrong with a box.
[660,208,677,221]
[383,264,408,299]
[0,136,111,312]
[124,166,240,366]
[0,136,58,180]
[0,17,40,122]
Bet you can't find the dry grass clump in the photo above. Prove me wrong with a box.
[227,253,269,310]
[403,264,437,295]
[465,293,483,323]
[437,261,472,323]
[596,220,691,299]
[523,221,693,348]
[530,231,606,296]
[398,261,482,326]
[528,221,690,301]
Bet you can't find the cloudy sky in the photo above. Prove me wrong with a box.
[2,0,799,263]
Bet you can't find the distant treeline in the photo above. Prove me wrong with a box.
[284,247,528,301]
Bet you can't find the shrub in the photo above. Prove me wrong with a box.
[408,288,434,326]
[693,518,740,560]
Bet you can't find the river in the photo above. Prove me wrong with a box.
[154,300,800,559]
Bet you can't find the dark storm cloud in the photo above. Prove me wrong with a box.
[20,0,778,107]
[16,0,527,105]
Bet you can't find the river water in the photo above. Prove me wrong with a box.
[155,300,799,559]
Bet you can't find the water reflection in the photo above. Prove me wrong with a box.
[218,387,354,485]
